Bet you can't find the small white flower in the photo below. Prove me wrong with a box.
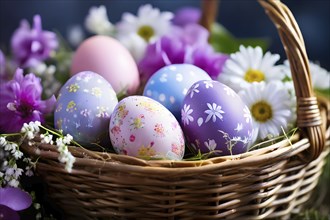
[40,133,54,145]
[25,166,34,177]
[0,136,7,147]
[189,83,200,98]
[29,121,41,132]
[4,142,15,152]
[67,25,85,47]
[63,134,73,145]
[13,168,23,179]
[239,81,295,141]
[218,45,284,92]
[85,5,114,35]
[116,4,173,42]
[204,103,225,123]
[21,121,40,140]
[13,151,23,159]
[34,203,41,210]
[36,213,42,220]
[181,104,194,126]
[8,179,19,187]
[56,138,65,148]
[204,139,217,151]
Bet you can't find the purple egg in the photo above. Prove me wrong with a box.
[181,80,254,156]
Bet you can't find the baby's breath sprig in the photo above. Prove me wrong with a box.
[36,124,77,173]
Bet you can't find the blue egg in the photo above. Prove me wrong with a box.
[143,64,211,119]
[54,71,118,146]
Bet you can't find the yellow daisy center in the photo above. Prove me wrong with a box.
[244,69,265,83]
[251,101,273,122]
[137,25,155,42]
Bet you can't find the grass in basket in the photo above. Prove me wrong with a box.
[183,127,298,161]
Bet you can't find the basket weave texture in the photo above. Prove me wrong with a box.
[21,0,329,219]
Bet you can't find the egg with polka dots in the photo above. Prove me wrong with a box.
[54,71,118,146]
[143,64,211,119]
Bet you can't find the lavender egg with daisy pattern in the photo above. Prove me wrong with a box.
[181,80,254,156]
[110,96,185,160]
[54,71,118,145]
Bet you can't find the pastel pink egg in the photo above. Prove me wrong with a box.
[71,35,140,94]
[109,96,185,160]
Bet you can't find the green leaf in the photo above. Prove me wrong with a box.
[209,23,270,54]
[315,88,330,99]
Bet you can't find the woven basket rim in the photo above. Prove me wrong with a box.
[22,123,329,176]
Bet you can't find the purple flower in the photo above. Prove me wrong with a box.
[138,24,228,81]
[172,7,201,27]
[0,187,32,220]
[11,15,58,68]
[0,49,5,75]
[189,46,229,79]
[138,36,185,82]
[0,49,8,84]
[0,68,56,133]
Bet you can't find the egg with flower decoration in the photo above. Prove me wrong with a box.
[143,64,211,119]
[54,71,118,146]
[71,35,140,94]
[181,80,254,156]
[110,96,185,160]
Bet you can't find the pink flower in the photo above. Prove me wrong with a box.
[0,68,56,133]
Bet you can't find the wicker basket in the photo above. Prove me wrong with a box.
[21,0,330,219]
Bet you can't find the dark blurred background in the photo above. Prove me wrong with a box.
[0,0,329,69]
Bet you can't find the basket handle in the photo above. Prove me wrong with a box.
[200,0,325,161]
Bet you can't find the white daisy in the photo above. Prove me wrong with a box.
[218,45,284,92]
[116,4,173,42]
[117,33,147,62]
[309,61,330,90]
[85,5,114,35]
[239,81,295,141]
[181,104,194,126]
[204,103,225,123]
[283,60,329,90]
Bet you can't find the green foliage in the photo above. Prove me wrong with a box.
[315,88,330,100]
[291,209,329,220]
[209,23,270,54]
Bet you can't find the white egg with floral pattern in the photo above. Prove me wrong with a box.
[110,96,185,160]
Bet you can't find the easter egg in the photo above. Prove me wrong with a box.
[71,35,140,94]
[143,64,211,119]
[181,80,254,155]
[110,96,185,160]
[54,71,118,145]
